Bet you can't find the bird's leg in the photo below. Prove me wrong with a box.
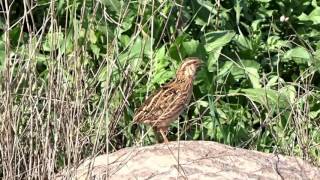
[159,128,169,144]
[153,127,160,143]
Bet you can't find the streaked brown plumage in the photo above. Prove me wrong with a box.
[133,57,202,143]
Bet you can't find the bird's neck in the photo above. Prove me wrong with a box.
[176,75,194,84]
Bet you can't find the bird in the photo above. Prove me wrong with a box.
[133,57,202,143]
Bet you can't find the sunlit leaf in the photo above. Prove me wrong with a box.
[283,47,311,64]
[279,85,296,104]
[202,31,235,52]
[298,7,320,24]
[207,47,222,72]
[245,67,261,88]
[42,31,64,52]
[229,88,289,109]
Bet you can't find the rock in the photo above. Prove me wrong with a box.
[55,141,320,179]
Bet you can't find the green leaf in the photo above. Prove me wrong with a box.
[101,0,121,14]
[60,33,74,54]
[266,76,279,87]
[217,61,233,77]
[89,29,97,43]
[229,88,289,109]
[245,67,261,88]
[207,47,222,72]
[202,31,235,52]
[279,85,296,104]
[168,34,188,60]
[42,31,64,52]
[196,0,217,14]
[151,46,174,85]
[234,0,242,25]
[90,44,100,57]
[154,45,166,61]
[119,16,134,33]
[98,66,108,82]
[298,7,320,25]
[234,34,252,50]
[230,60,261,81]
[151,70,174,85]
[182,39,199,56]
[120,37,153,61]
[283,47,311,64]
[309,109,320,119]
[267,36,290,50]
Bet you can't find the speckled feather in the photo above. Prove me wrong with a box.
[133,58,201,134]
[133,79,192,129]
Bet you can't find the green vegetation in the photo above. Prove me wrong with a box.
[0,0,319,178]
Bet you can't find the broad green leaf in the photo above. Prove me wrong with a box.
[196,0,217,14]
[266,76,279,87]
[242,60,260,69]
[124,37,152,60]
[311,0,318,7]
[309,109,320,119]
[279,85,296,104]
[267,36,290,50]
[283,47,311,64]
[251,19,263,32]
[230,60,260,81]
[182,39,199,56]
[245,67,261,88]
[298,7,320,24]
[217,61,233,77]
[98,66,108,82]
[119,16,134,33]
[151,70,174,85]
[168,34,188,60]
[119,35,131,47]
[90,44,100,57]
[42,31,64,52]
[152,46,174,85]
[229,88,289,109]
[203,31,235,52]
[89,29,97,43]
[216,108,227,120]
[101,0,121,14]
[203,120,214,139]
[60,33,74,54]
[230,65,245,81]
[234,34,252,50]
[154,45,166,61]
[207,47,222,72]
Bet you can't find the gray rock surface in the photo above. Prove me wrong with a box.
[56,141,320,179]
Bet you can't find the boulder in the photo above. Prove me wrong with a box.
[55,141,320,179]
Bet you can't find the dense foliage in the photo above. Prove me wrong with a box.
[0,0,319,178]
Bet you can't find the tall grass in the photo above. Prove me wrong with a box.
[0,0,138,178]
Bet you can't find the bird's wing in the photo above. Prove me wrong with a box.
[133,80,192,126]
[158,89,190,121]
[133,87,165,123]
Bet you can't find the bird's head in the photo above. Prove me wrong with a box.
[176,57,202,80]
